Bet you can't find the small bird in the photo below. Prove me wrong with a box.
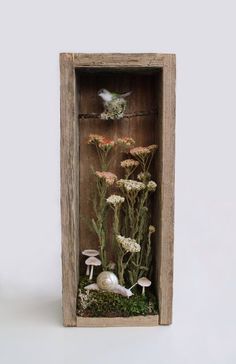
[98,89,132,102]
[98,89,132,120]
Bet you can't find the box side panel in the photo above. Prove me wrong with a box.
[60,54,79,326]
[157,55,176,325]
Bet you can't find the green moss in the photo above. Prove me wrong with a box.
[101,98,127,120]
[77,276,158,318]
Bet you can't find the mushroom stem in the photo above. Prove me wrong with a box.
[89,265,94,280]
[142,286,145,296]
[86,265,90,276]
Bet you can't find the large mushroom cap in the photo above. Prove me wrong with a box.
[82,249,99,257]
[137,277,151,287]
[85,256,101,266]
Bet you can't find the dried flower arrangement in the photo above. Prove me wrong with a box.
[77,133,158,317]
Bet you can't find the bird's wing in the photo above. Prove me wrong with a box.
[112,91,132,99]
[119,91,132,98]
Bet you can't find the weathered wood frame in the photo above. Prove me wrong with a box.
[60,53,176,327]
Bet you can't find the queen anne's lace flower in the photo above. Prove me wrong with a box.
[147,180,157,192]
[106,194,125,206]
[117,179,145,192]
[116,235,141,253]
[120,159,139,168]
[95,171,117,186]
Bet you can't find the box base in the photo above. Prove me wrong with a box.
[76,314,159,327]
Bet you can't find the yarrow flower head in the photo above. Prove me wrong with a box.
[147,144,158,153]
[95,171,117,186]
[137,171,151,182]
[106,194,125,207]
[130,146,151,157]
[88,134,105,144]
[116,235,141,253]
[117,137,135,148]
[117,179,145,192]
[147,180,157,192]
[88,134,115,151]
[98,137,115,151]
[120,159,139,168]
[149,225,156,234]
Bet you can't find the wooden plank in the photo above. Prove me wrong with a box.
[77,315,159,327]
[157,55,176,325]
[70,53,169,68]
[60,53,79,326]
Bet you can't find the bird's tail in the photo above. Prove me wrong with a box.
[119,91,132,98]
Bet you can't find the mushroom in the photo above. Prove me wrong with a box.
[85,256,101,280]
[82,249,99,275]
[137,277,151,295]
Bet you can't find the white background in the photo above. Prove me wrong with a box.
[0,0,236,363]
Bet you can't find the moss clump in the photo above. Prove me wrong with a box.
[101,98,127,120]
[77,276,158,318]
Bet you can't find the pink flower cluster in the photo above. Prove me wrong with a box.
[95,171,118,186]
[120,159,139,168]
[117,137,135,147]
[88,134,105,144]
[130,146,151,157]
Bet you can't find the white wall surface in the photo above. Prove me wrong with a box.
[0,1,236,363]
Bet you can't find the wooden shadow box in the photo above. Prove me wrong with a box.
[60,53,176,327]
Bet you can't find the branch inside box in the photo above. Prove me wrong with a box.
[79,109,158,119]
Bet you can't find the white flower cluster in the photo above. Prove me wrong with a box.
[106,194,125,206]
[116,235,141,253]
[147,181,157,192]
[137,172,151,182]
[117,179,145,192]
[149,225,156,233]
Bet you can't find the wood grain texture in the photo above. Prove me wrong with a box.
[71,53,166,68]
[60,54,79,326]
[156,55,176,325]
[60,53,176,327]
[78,70,159,265]
[77,315,159,327]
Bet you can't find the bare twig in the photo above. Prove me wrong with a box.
[78,109,158,119]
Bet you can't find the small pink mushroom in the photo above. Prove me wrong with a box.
[82,249,99,275]
[85,256,101,280]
